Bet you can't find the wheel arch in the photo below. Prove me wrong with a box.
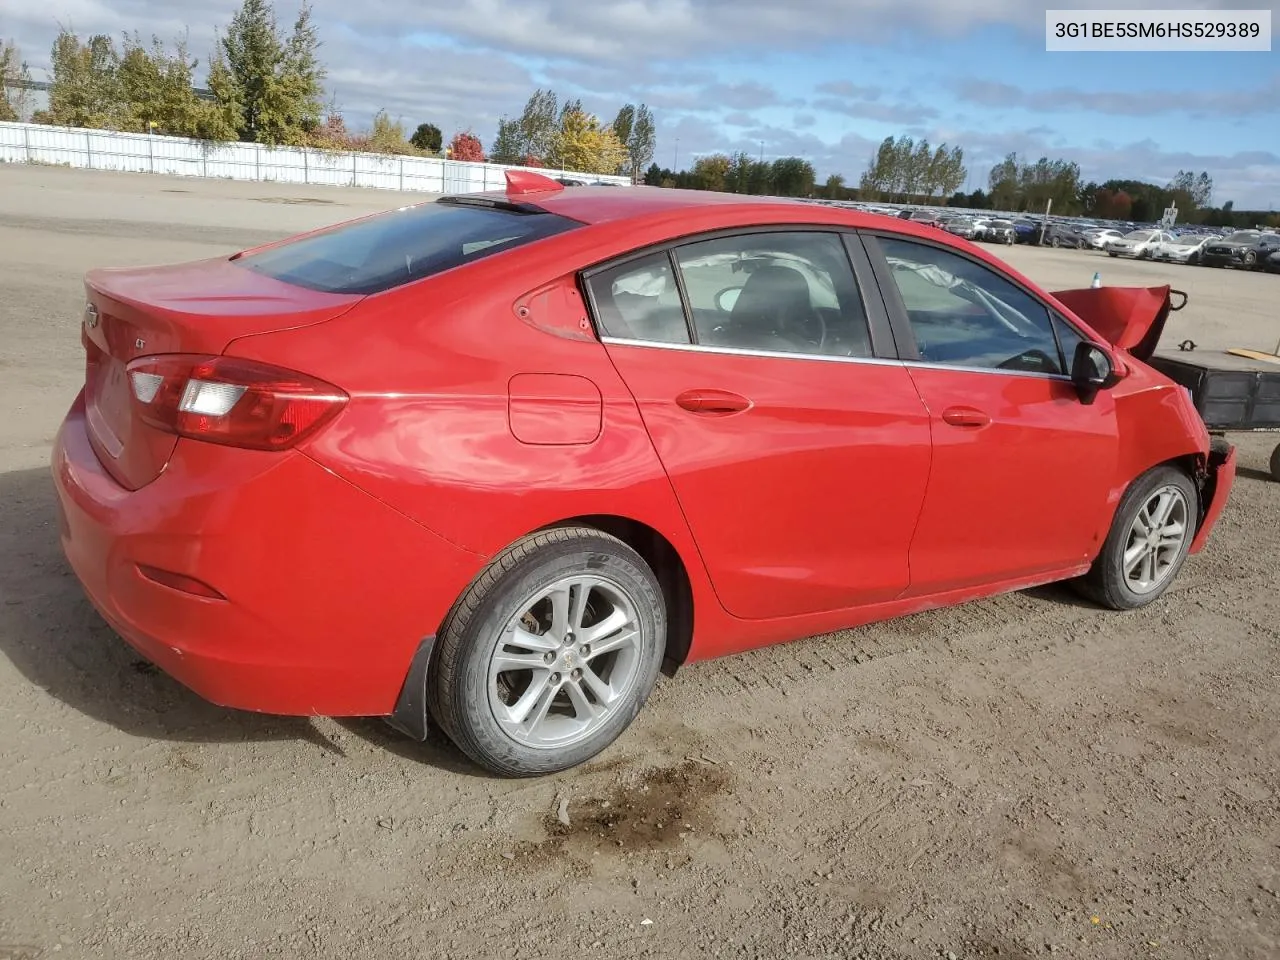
[539,514,695,678]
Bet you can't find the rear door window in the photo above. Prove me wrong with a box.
[236,200,582,295]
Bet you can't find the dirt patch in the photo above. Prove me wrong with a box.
[496,759,732,872]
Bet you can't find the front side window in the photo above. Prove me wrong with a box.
[672,231,873,358]
[585,253,690,344]
[878,236,1066,376]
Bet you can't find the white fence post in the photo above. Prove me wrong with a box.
[85,130,92,168]
[23,125,30,162]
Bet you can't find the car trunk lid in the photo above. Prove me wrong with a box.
[1048,284,1183,362]
[82,257,363,489]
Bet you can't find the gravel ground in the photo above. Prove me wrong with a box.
[1,165,1277,960]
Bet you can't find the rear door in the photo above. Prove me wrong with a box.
[863,232,1119,596]
[586,228,933,621]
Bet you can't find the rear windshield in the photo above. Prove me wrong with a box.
[235,199,582,295]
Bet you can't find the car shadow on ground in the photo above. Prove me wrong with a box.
[0,465,481,775]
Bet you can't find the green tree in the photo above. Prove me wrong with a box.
[409,121,441,153]
[612,104,635,156]
[208,0,325,146]
[114,33,234,139]
[516,88,558,162]
[771,156,816,197]
[823,172,846,200]
[367,110,415,154]
[45,29,124,129]
[488,117,522,163]
[626,103,655,180]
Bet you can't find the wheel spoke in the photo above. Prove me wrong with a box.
[548,583,572,639]
[569,580,592,632]
[581,607,631,645]
[523,683,558,734]
[585,627,638,659]
[1151,491,1176,527]
[1131,511,1153,537]
[1140,547,1157,585]
[492,650,551,674]
[507,626,558,653]
[1124,542,1149,575]
[578,663,618,707]
[507,676,555,726]
[563,679,601,720]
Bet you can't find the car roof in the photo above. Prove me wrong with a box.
[520,184,821,225]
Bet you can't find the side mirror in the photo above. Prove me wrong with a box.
[1071,340,1121,405]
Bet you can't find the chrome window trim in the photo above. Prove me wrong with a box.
[600,335,1075,381]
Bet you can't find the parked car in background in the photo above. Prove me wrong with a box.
[978,219,1016,244]
[1085,229,1126,250]
[47,171,1238,776]
[1042,223,1090,248]
[1012,220,1041,244]
[1265,249,1280,273]
[943,218,981,240]
[1152,233,1214,265]
[1107,229,1175,259]
[1201,230,1280,269]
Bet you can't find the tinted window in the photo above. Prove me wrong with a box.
[586,253,690,344]
[879,236,1065,375]
[237,200,582,295]
[673,232,872,358]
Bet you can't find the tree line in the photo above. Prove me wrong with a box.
[0,1,654,177]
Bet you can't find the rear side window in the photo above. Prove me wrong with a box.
[236,200,582,295]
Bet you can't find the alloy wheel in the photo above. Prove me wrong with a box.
[1122,485,1190,595]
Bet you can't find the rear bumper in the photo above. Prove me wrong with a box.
[51,391,481,716]
[1189,443,1237,555]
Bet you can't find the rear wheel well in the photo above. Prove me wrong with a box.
[545,515,694,676]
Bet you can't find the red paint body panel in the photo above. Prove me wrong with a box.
[902,367,1119,595]
[49,186,1236,721]
[53,392,479,715]
[507,374,602,445]
[601,342,932,618]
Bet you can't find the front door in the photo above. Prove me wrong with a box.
[866,233,1120,596]
[585,230,933,621]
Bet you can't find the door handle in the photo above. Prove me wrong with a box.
[941,406,990,428]
[675,389,751,415]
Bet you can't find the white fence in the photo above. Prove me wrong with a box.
[0,121,631,194]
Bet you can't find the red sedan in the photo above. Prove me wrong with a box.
[51,171,1236,776]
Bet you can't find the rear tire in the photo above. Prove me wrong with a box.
[428,526,666,777]
[1074,465,1198,610]
[1270,443,1280,483]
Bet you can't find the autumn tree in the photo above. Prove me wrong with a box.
[207,0,325,146]
[552,108,627,174]
[365,110,416,154]
[409,121,441,153]
[1,39,32,122]
[691,153,731,191]
[449,130,484,161]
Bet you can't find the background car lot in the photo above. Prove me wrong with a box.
[1,166,1278,960]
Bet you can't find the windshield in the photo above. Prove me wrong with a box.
[1123,230,1154,240]
[1224,232,1260,244]
[237,199,583,295]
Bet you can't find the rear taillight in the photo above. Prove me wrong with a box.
[125,354,348,451]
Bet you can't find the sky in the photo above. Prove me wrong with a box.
[6,0,1280,208]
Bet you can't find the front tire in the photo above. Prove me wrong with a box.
[1075,465,1198,610]
[428,526,666,777]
